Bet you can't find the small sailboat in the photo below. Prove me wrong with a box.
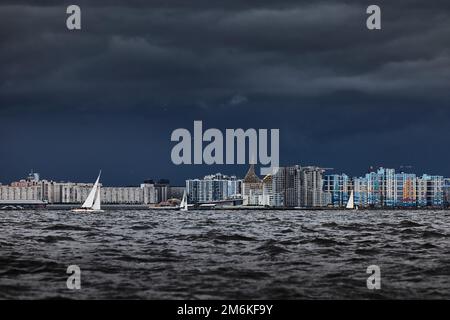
[72,171,103,213]
[346,190,358,210]
[180,190,188,211]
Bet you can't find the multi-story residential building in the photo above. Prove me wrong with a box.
[422,175,444,207]
[416,176,428,207]
[187,173,242,204]
[322,192,332,207]
[380,168,396,207]
[0,185,42,201]
[323,174,351,207]
[346,168,445,208]
[269,165,328,208]
[141,183,158,204]
[186,179,227,203]
[227,177,242,198]
[155,179,169,203]
[395,172,417,207]
[299,166,327,207]
[354,168,418,208]
[366,171,383,207]
[353,176,369,207]
[262,174,273,206]
[1,172,159,205]
[55,182,156,204]
[272,166,300,207]
[142,179,169,203]
[444,178,450,207]
[101,187,143,204]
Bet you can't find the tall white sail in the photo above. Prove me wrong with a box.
[180,190,188,211]
[92,186,101,211]
[183,195,188,211]
[346,190,354,209]
[81,171,101,208]
[180,190,185,207]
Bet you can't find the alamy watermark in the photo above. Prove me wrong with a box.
[366,265,381,290]
[171,121,279,176]
[366,5,381,30]
[66,265,81,290]
[66,5,81,30]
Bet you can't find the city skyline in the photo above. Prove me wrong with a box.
[1,164,449,209]
[1,162,449,187]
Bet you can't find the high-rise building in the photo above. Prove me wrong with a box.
[416,176,428,207]
[187,173,242,204]
[379,168,396,207]
[353,176,369,207]
[395,172,417,207]
[353,168,417,208]
[227,176,242,198]
[349,168,445,208]
[270,165,327,207]
[323,174,351,207]
[444,178,450,208]
[366,171,383,207]
[422,174,444,207]
[299,166,327,207]
[262,174,273,206]
[271,166,300,207]
[155,179,169,203]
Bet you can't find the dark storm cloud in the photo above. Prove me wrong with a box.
[1,0,450,112]
[0,1,450,184]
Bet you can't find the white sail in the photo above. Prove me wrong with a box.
[180,190,188,211]
[346,190,354,209]
[81,171,101,209]
[92,185,101,211]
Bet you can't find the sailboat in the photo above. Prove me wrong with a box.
[72,171,103,213]
[180,190,188,211]
[346,190,358,210]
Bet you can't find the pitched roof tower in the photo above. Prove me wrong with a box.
[243,164,261,183]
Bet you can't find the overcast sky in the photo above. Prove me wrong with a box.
[1,1,450,185]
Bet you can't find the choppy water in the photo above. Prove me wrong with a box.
[1,209,450,299]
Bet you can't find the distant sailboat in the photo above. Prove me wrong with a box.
[180,190,188,211]
[346,190,358,210]
[72,171,103,213]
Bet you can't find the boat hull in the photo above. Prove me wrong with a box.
[71,208,104,213]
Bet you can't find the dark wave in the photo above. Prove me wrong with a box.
[311,237,346,246]
[256,240,290,255]
[43,224,90,231]
[37,235,75,243]
[130,224,158,230]
[399,220,423,228]
[422,230,448,238]
[354,248,380,255]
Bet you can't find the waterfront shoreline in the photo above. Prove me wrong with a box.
[1,204,449,211]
